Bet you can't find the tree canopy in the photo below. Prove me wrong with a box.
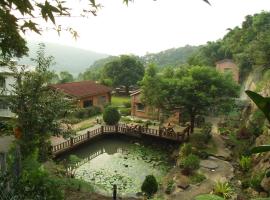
[102,55,144,94]
[9,44,73,160]
[141,65,239,132]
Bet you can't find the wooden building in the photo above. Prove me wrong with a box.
[216,59,239,82]
[50,81,112,109]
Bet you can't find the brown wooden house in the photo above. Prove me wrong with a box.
[130,90,180,124]
[50,81,112,109]
[216,59,239,82]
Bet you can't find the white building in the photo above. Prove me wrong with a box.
[0,65,34,118]
[0,66,16,118]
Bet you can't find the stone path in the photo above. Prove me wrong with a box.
[166,117,235,200]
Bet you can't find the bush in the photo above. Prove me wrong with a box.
[165,180,174,194]
[190,173,206,184]
[191,133,210,148]
[119,107,131,116]
[213,181,233,199]
[73,106,101,119]
[249,172,265,191]
[121,116,132,123]
[196,151,209,159]
[103,106,121,125]
[180,154,200,175]
[141,175,158,198]
[239,156,252,172]
[123,101,131,108]
[179,143,192,158]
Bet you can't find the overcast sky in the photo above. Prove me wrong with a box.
[25,0,270,56]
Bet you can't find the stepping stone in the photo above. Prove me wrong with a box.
[200,160,219,170]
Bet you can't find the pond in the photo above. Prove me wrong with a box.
[58,135,176,197]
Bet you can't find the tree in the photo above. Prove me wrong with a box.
[59,71,74,83]
[102,55,144,94]
[103,106,121,125]
[141,66,239,132]
[141,175,158,198]
[9,44,73,160]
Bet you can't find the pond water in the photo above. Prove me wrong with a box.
[58,135,175,197]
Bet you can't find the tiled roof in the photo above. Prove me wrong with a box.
[50,81,112,98]
[130,90,141,96]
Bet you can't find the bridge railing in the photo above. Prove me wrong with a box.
[51,124,191,155]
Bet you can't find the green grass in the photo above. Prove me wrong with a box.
[111,95,130,107]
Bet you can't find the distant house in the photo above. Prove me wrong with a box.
[50,81,112,109]
[216,59,239,82]
[130,90,180,123]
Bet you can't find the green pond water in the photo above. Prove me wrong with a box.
[59,135,175,197]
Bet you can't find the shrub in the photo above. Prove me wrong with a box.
[180,154,200,175]
[190,173,206,184]
[196,151,209,159]
[134,119,143,123]
[123,101,131,108]
[249,172,265,191]
[73,106,101,119]
[195,194,225,200]
[213,181,233,199]
[103,106,121,125]
[239,156,252,172]
[119,107,131,116]
[179,143,192,158]
[121,116,132,123]
[191,132,211,148]
[165,180,174,194]
[141,175,158,198]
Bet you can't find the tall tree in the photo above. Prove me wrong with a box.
[59,71,74,83]
[103,55,144,94]
[141,66,239,132]
[9,44,73,160]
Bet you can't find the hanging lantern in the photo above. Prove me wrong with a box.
[14,127,22,139]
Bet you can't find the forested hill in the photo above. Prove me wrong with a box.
[18,41,109,75]
[141,45,199,68]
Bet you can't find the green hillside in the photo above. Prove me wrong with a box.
[18,41,109,75]
[141,45,199,68]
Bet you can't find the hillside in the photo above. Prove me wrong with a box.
[18,41,109,75]
[141,45,199,68]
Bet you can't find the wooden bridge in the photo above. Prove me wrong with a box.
[51,124,191,156]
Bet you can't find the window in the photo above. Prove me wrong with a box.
[0,76,5,88]
[83,100,93,108]
[136,103,145,111]
[98,96,106,105]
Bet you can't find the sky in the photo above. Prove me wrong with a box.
[25,0,270,56]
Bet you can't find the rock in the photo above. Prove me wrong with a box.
[259,191,268,198]
[200,160,219,170]
[261,176,270,192]
[177,182,189,190]
[246,187,259,198]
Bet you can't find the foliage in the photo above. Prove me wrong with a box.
[213,181,233,199]
[119,107,131,116]
[141,65,239,133]
[179,143,192,158]
[103,106,121,125]
[102,55,144,94]
[239,156,252,172]
[63,155,81,178]
[73,106,101,119]
[194,194,225,200]
[142,45,199,69]
[190,173,206,184]
[141,175,158,198]
[180,154,200,175]
[123,101,131,108]
[249,172,265,191]
[9,44,73,160]
[165,180,175,194]
[59,71,74,83]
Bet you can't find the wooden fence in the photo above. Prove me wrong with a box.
[51,124,191,156]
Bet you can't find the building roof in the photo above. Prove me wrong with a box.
[50,81,112,98]
[215,59,235,65]
[130,90,141,96]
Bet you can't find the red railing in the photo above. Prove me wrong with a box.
[51,124,191,155]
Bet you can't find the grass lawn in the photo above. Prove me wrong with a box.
[111,95,131,107]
